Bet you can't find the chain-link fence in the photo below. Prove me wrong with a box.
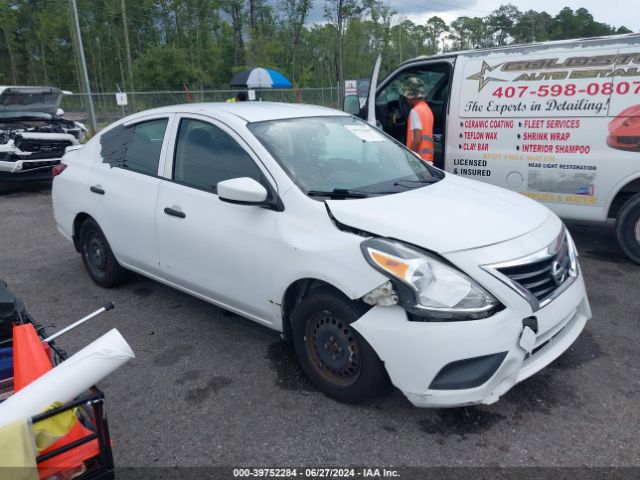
[61,87,342,130]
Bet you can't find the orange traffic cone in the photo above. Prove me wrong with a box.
[12,324,100,479]
[13,323,52,391]
[37,420,101,479]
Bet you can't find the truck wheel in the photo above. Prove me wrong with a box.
[291,287,389,403]
[616,193,640,265]
[79,218,128,287]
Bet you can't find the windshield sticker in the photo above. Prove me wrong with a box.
[344,124,385,142]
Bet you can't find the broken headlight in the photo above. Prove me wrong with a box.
[361,238,501,320]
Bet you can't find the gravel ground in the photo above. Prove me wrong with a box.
[1,184,639,470]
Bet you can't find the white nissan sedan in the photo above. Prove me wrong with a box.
[52,103,591,407]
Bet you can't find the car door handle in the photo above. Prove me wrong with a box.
[90,185,105,195]
[164,207,186,219]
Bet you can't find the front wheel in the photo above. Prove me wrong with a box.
[291,287,389,403]
[79,218,128,287]
[616,194,640,265]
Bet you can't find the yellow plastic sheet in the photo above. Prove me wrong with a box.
[31,402,77,452]
[0,418,38,480]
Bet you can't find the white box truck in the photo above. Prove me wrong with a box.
[346,33,640,263]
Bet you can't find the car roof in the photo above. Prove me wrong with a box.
[401,32,640,66]
[141,102,350,123]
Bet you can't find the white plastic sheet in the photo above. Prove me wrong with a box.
[0,329,134,428]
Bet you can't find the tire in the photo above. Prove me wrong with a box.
[615,193,640,265]
[291,287,389,403]
[78,218,128,287]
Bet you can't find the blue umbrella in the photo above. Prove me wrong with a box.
[229,67,292,89]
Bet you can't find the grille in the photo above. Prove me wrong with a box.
[616,136,640,146]
[14,138,72,159]
[496,237,571,304]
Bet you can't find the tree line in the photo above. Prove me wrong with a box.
[0,0,633,94]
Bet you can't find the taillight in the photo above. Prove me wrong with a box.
[52,163,67,178]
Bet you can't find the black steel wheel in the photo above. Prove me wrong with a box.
[291,287,389,403]
[79,218,128,288]
[305,309,361,387]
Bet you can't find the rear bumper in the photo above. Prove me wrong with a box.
[351,270,590,408]
[52,188,76,245]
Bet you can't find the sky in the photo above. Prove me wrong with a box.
[305,0,639,32]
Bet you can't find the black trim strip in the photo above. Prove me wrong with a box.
[429,352,508,390]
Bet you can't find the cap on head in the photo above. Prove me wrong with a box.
[400,77,426,99]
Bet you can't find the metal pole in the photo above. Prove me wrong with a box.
[43,302,115,343]
[69,0,97,133]
[121,0,133,91]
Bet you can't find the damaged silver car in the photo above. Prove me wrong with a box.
[0,86,87,183]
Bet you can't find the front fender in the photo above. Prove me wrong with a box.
[270,190,388,328]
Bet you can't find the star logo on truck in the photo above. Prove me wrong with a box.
[466,61,507,91]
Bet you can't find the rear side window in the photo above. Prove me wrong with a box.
[173,118,262,192]
[100,118,168,176]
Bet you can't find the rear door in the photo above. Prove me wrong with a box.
[155,114,278,322]
[87,114,173,273]
[604,46,640,210]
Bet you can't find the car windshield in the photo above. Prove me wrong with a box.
[248,116,442,197]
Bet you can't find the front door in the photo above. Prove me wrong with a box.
[156,115,278,323]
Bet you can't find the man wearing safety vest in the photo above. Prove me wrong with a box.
[400,77,434,165]
[226,91,248,103]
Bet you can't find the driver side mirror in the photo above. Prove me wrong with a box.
[343,95,360,115]
[217,177,268,205]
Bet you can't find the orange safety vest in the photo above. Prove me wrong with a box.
[406,100,434,163]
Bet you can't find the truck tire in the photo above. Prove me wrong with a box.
[291,287,389,403]
[79,218,129,287]
[615,193,640,265]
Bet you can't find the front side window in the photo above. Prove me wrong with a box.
[100,118,168,176]
[249,116,442,196]
[376,68,448,106]
[173,118,262,192]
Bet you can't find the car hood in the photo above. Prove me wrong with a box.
[326,174,550,254]
[0,86,64,115]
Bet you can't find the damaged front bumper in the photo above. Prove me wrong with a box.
[351,261,590,408]
[0,156,63,181]
[0,133,77,182]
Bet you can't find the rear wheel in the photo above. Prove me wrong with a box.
[291,287,389,403]
[79,218,128,287]
[615,193,640,265]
